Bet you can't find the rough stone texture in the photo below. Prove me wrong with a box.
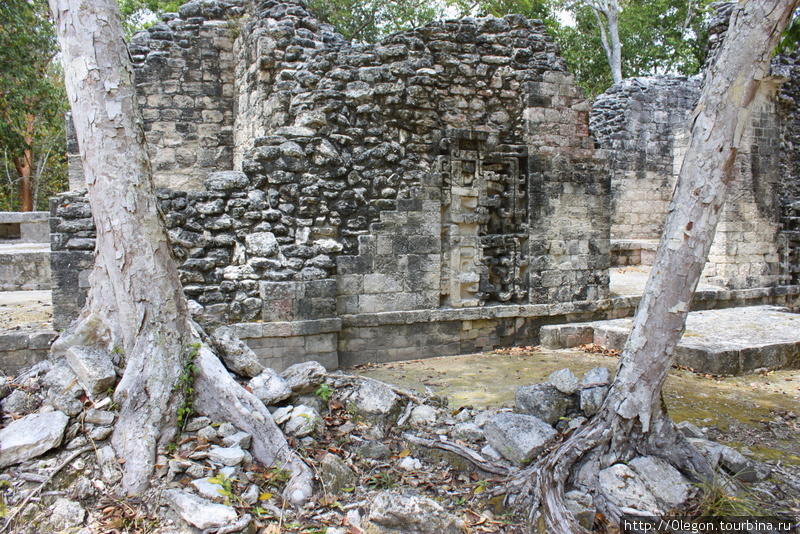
[344,379,400,424]
[548,368,578,395]
[483,412,556,465]
[580,366,610,416]
[365,491,463,534]
[212,326,264,377]
[318,453,357,495]
[280,360,327,393]
[163,489,238,530]
[515,382,577,425]
[0,411,69,467]
[599,457,690,516]
[248,368,292,405]
[0,244,51,291]
[64,345,117,396]
[591,72,786,289]
[281,404,322,438]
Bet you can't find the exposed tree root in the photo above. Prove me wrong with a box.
[402,433,512,476]
[497,402,715,534]
[193,345,313,505]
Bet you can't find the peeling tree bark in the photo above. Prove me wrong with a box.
[515,1,800,532]
[48,0,312,502]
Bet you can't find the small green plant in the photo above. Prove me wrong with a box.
[315,383,333,402]
[174,342,201,432]
[364,472,397,489]
[687,471,765,518]
[208,472,239,506]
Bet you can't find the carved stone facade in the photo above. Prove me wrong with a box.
[56,0,610,368]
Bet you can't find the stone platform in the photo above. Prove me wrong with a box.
[540,305,800,375]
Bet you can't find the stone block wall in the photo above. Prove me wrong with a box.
[52,0,609,366]
[591,75,785,289]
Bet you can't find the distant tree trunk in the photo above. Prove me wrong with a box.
[12,113,35,211]
[49,0,313,500]
[511,0,800,531]
[587,0,622,84]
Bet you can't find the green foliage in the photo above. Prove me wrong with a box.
[553,0,713,97]
[315,383,333,402]
[307,0,447,43]
[118,0,183,36]
[0,0,68,210]
[174,342,201,432]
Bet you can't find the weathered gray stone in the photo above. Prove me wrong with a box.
[366,491,464,534]
[163,489,237,530]
[357,441,391,460]
[1,388,43,415]
[318,453,357,495]
[222,431,252,449]
[282,405,322,438]
[204,171,248,191]
[598,463,662,516]
[208,446,246,467]
[212,326,264,377]
[409,405,439,425]
[564,490,594,530]
[344,379,400,424]
[185,416,212,432]
[249,369,292,405]
[65,346,116,396]
[245,232,278,257]
[483,412,557,465]
[580,367,610,416]
[191,477,225,501]
[628,456,691,511]
[451,422,483,442]
[0,411,69,467]
[548,368,579,395]
[515,383,576,425]
[97,445,123,484]
[280,361,327,393]
[84,409,116,426]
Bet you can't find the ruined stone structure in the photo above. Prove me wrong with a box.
[591,75,787,289]
[53,0,800,371]
[55,0,611,369]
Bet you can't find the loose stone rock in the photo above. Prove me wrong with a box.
[0,411,69,467]
[280,361,327,393]
[548,368,579,395]
[163,489,237,530]
[249,369,292,405]
[483,412,557,465]
[318,453,357,495]
[211,326,264,377]
[366,491,464,534]
[208,446,246,467]
[516,383,576,425]
[64,346,116,396]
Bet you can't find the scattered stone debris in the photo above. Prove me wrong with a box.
[0,351,794,534]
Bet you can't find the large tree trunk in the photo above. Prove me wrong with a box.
[517,0,800,531]
[48,0,312,502]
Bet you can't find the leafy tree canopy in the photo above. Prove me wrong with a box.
[553,0,713,96]
[0,0,67,210]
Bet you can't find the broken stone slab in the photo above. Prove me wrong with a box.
[1,388,43,415]
[409,405,439,425]
[97,445,123,484]
[483,412,557,466]
[548,368,579,395]
[280,361,327,393]
[185,416,212,432]
[41,358,84,399]
[516,383,577,425]
[451,422,483,442]
[282,405,322,438]
[222,431,252,449]
[366,491,464,534]
[162,489,238,530]
[0,410,69,467]
[598,456,691,516]
[249,369,292,405]
[565,490,595,530]
[687,438,765,482]
[84,409,116,426]
[344,379,400,424]
[208,446,246,467]
[318,453,357,495]
[211,326,264,378]
[580,367,610,416]
[191,477,225,501]
[65,345,116,396]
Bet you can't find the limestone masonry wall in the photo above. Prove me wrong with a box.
[53,0,609,368]
[53,0,800,370]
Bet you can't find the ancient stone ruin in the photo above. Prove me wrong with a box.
[51,0,800,372]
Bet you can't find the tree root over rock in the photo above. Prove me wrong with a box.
[497,403,713,534]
